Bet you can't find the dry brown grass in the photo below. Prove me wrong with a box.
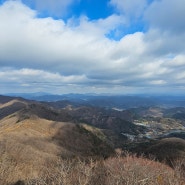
[1,151,185,185]
[104,154,185,185]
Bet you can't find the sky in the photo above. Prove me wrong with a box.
[0,0,185,95]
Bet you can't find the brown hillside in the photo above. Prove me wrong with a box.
[0,113,114,184]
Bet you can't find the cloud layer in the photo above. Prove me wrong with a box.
[0,0,185,94]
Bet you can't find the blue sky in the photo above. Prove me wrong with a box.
[0,0,185,94]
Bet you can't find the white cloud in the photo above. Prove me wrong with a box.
[0,67,90,93]
[145,0,185,33]
[0,1,123,76]
[0,1,185,94]
[0,68,87,83]
[144,28,185,59]
[69,14,126,37]
[22,0,79,17]
[110,0,147,20]
[150,80,166,85]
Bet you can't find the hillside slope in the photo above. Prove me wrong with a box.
[0,114,114,184]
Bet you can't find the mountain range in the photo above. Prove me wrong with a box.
[5,93,185,108]
[0,94,185,184]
